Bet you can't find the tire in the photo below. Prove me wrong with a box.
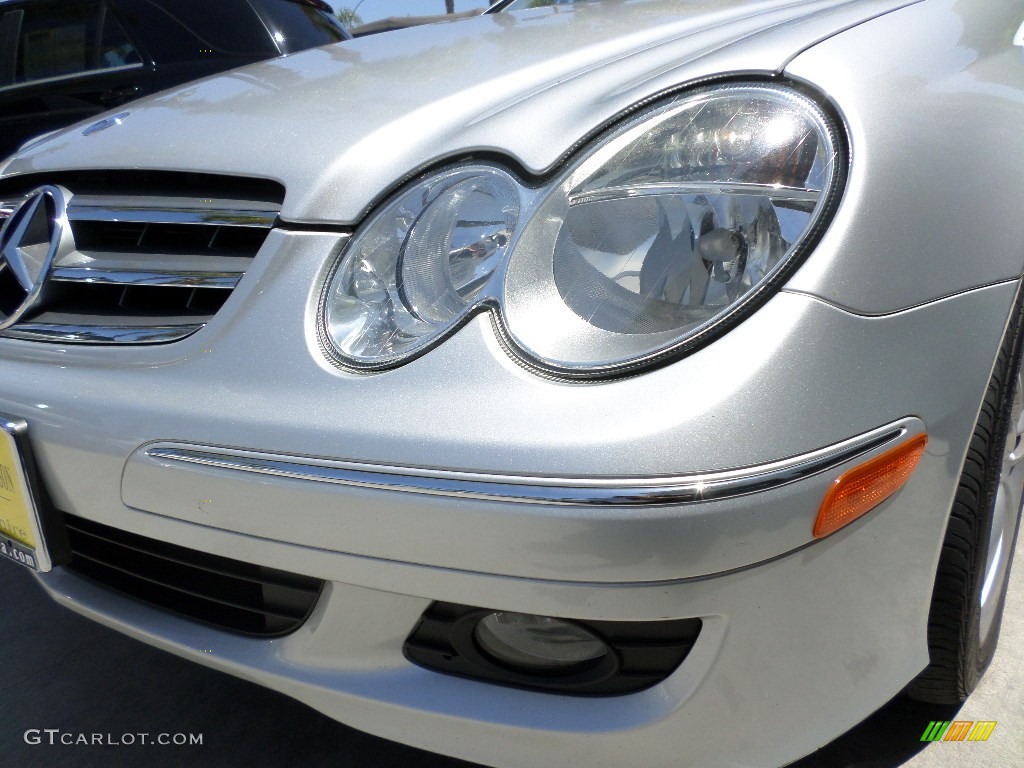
[907,288,1024,704]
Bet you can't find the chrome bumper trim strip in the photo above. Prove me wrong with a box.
[143,417,923,507]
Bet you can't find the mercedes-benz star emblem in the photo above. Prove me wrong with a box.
[0,186,74,330]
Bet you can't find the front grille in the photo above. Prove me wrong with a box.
[63,514,323,637]
[0,171,284,344]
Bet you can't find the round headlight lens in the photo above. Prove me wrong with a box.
[501,84,840,374]
[322,166,520,367]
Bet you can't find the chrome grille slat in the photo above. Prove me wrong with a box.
[54,249,252,274]
[51,266,243,289]
[0,172,282,345]
[67,195,278,228]
[2,323,205,344]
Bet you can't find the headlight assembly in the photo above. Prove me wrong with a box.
[320,82,845,377]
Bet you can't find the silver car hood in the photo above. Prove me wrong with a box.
[2,0,915,224]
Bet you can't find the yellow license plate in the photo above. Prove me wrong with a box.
[0,418,50,571]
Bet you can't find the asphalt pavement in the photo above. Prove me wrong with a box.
[1,544,1021,768]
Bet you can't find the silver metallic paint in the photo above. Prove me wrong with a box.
[0,231,1010,485]
[2,0,915,225]
[0,1,1020,766]
[0,267,1004,586]
[785,0,1024,313]
[120,419,920,582]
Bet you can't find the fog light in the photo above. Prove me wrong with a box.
[405,601,702,694]
[473,612,608,674]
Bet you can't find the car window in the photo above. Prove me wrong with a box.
[98,3,143,68]
[0,10,23,86]
[140,0,278,56]
[3,0,141,89]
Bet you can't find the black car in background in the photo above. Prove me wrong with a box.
[0,0,350,158]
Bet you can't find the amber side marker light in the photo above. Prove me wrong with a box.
[813,433,928,538]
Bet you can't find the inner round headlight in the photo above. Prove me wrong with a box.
[322,166,520,367]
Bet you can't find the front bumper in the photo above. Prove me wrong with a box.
[1,226,1017,766]
[33,479,958,768]
[0,230,1014,582]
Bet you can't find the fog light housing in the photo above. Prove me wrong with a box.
[474,612,608,674]
[403,602,703,696]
